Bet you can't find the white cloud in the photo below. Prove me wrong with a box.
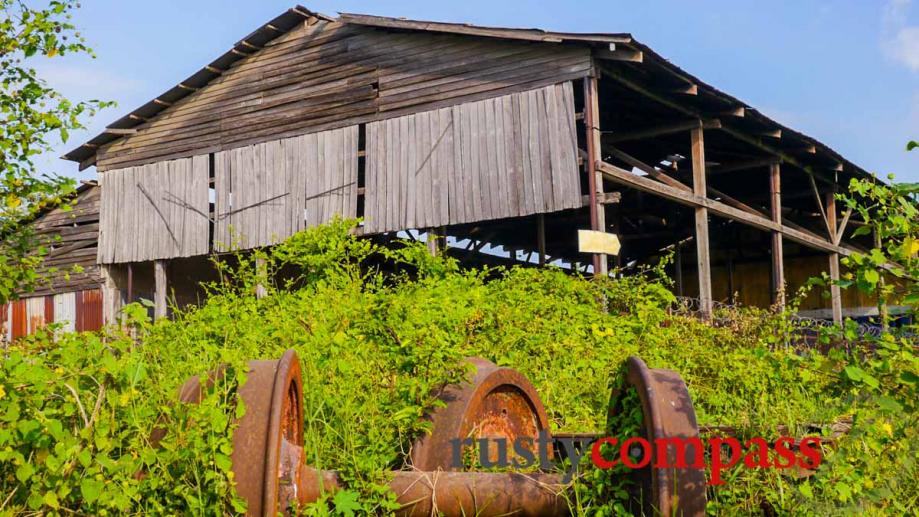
[883,0,919,71]
[33,63,144,100]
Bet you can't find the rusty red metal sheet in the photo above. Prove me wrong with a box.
[44,296,54,327]
[11,300,27,340]
[75,289,103,332]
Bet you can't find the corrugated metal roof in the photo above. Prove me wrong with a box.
[63,5,872,181]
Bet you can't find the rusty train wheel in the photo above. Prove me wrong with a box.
[411,358,550,471]
[230,349,304,517]
[612,356,707,517]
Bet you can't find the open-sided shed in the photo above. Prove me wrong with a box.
[62,6,883,324]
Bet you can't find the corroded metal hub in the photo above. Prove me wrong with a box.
[410,357,551,471]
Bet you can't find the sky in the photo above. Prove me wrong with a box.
[31,0,919,183]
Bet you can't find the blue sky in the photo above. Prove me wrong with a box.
[34,0,919,183]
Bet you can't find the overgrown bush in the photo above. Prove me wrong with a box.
[1,219,916,515]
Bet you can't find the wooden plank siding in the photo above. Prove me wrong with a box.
[94,21,591,171]
[98,156,210,263]
[214,126,358,251]
[364,82,581,233]
[28,185,103,297]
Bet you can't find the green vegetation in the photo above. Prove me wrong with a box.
[0,0,111,303]
[1,214,915,515]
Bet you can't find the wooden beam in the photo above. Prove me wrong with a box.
[537,215,546,266]
[581,192,622,205]
[770,163,785,308]
[760,129,782,139]
[154,260,167,321]
[597,66,837,186]
[826,193,842,325]
[673,83,698,96]
[724,106,745,118]
[808,174,835,238]
[593,48,643,63]
[104,128,137,136]
[100,265,120,326]
[691,127,713,320]
[255,257,268,299]
[835,207,853,245]
[604,119,720,144]
[675,245,684,297]
[708,157,780,175]
[595,160,857,257]
[606,146,691,192]
[426,228,440,257]
[584,74,608,276]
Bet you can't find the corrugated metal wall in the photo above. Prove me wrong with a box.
[0,289,104,342]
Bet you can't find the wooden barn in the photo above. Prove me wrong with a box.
[1,182,105,341]
[59,6,886,326]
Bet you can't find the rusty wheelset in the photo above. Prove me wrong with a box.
[178,351,707,516]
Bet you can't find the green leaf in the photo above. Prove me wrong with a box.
[15,462,35,483]
[876,396,903,412]
[799,482,813,499]
[907,140,918,151]
[42,491,59,509]
[863,269,880,285]
[843,365,863,381]
[81,478,104,504]
[852,225,872,238]
[333,489,362,517]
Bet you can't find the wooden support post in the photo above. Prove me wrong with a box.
[154,260,167,321]
[690,127,713,319]
[537,215,546,266]
[727,255,735,305]
[770,163,785,308]
[127,263,134,304]
[255,257,268,299]
[426,228,439,257]
[675,244,683,297]
[874,229,889,331]
[100,265,121,325]
[826,193,842,325]
[584,74,608,276]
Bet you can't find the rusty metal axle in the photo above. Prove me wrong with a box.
[178,350,707,516]
[282,437,570,516]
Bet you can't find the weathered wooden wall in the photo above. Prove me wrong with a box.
[679,255,879,311]
[214,125,358,251]
[29,185,103,296]
[98,156,210,263]
[95,21,590,171]
[364,82,581,233]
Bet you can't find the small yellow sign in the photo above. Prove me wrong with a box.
[578,230,621,255]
